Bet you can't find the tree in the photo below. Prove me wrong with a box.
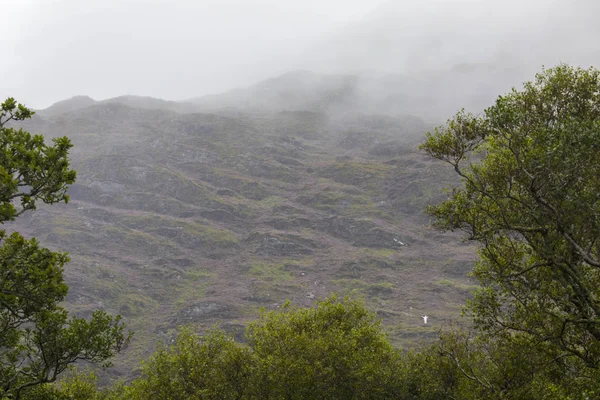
[399,327,600,400]
[420,65,600,372]
[246,296,402,399]
[123,296,403,399]
[0,98,130,399]
[125,328,254,400]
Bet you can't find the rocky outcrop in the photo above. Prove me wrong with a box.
[312,216,405,248]
[245,232,321,256]
[174,302,232,323]
[200,209,241,223]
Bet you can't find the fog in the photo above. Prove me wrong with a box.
[3,0,599,109]
[310,0,600,74]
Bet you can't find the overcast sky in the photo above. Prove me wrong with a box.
[3,0,386,108]
[3,0,599,108]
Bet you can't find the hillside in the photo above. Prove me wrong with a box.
[9,85,477,381]
[36,95,200,117]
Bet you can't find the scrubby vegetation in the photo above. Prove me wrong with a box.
[27,298,600,399]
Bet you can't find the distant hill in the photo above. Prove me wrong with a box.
[190,70,360,113]
[189,64,529,122]
[36,95,97,117]
[39,62,534,123]
[98,95,200,114]
[38,95,201,117]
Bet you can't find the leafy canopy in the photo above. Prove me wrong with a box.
[246,296,401,399]
[123,296,402,400]
[421,65,600,367]
[0,97,76,222]
[0,98,130,400]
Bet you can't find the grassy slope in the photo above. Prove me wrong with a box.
[9,103,476,381]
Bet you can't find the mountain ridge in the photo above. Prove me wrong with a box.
[13,73,478,381]
[39,62,532,122]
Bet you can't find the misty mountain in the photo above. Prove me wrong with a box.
[13,88,475,380]
[36,95,97,117]
[8,0,600,109]
[309,0,600,76]
[190,64,527,122]
[42,65,520,123]
[190,71,358,113]
[37,95,200,118]
[5,0,600,392]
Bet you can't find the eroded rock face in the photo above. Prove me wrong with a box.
[312,216,405,248]
[257,236,314,256]
[88,181,127,194]
[245,232,321,256]
[264,216,312,230]
[273,155,304,167]
[175,302,231,323]
[200,209,241,223]
[216,188,239,197]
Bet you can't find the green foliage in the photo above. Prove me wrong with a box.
[0,232,69,324]
[247,296,401,399]
[0,98,130,400]
[0,98,76,222]
[17,368,126,400]
[56,295,600,399]
[125,328,253,400]
[120,296,403,399]
[421,65,600,390]
[400,329,600,400]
